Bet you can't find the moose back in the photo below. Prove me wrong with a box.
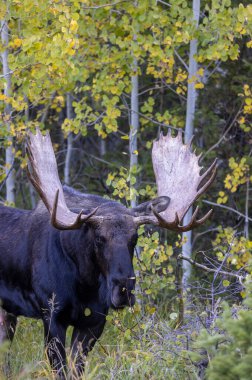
[0,129,216,378]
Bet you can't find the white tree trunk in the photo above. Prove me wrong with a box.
[24,96,37,208]
[64,93,74,186]
[129,57,139,209]
[182,0,200,284]
[1,20,15,204]
[99,139,106,157]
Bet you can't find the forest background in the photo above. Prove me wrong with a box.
[0,0,252,379]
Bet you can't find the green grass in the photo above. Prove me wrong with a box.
[0,306,200,380]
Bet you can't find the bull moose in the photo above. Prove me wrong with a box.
[0,129,216,378]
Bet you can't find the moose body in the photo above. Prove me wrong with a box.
[0,129,216,378]
[0,187,146,375]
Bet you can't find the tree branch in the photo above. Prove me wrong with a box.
[82,1,130,9]
[178,254,246,283]
[201,105,243,160]
[174,49,189,72]
[202,200,252,222]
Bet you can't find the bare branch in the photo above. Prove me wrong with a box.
[174,49,189,72]
[201,106,243,160]
[157,0,171,7]
[178,254,246,283]
[82,1,130,9]
[202,200,252,222]
[245,178,250,239]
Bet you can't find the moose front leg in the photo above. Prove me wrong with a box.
[0,308,17,344]
[70,320,106,376]
[43,319,67,379]
[0,308,17,377]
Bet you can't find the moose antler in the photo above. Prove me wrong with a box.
[27,129,98,230]
[134,130,217,231]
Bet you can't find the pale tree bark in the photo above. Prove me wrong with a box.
[64,93,74,186]
[244,178,249,240]
[129,42,141,301]
[0,18,17,374]
[1,20,15,204]
[129,57,139,209]
[24,96,37,208]
[182,0,200,284]
[99,139,106,157]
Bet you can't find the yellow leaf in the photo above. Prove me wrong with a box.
[197,68,204,76]
[70,19,78,33]
[194,82,204,89]
[12,38,22,48]
[84,308,92,316]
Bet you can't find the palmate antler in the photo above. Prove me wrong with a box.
[27,129,98,230]
[134,130,217,231]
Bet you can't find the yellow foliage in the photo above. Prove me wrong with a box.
[213,227,252,270]
[197,68,204,77]
[69,19,78,33]
[238,84,252,132]
[224,157,249,193]
[194,82,204,89]
[10,38,22,49]
[217,191,228,204]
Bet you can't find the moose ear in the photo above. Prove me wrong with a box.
[132,196,170,216]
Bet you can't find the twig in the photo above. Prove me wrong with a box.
[82,1,130,9]
[202,200,252,222]
[174,49,189,72]
[178,255,246,284]
[0,161,15,192]
[157,0,171,7]
[136,111,182,132]
[201,106,242,160]
[245,178,249,239]
[40,92,56,124]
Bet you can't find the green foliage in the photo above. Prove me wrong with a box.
[194,281,252,380]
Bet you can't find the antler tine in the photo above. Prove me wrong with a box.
[179,206,199,232]
[51,190,100,230]
[147,203,213,232]
[198,158,218,187]
[186,135,194,149]
[194,208,213,225]
[148,206,180,231]
[177,128,183,141]
[180,207,214,232]
[27,129,99,230]
[197,162,217,198]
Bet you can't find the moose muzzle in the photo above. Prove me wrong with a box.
[110,277,136,309]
